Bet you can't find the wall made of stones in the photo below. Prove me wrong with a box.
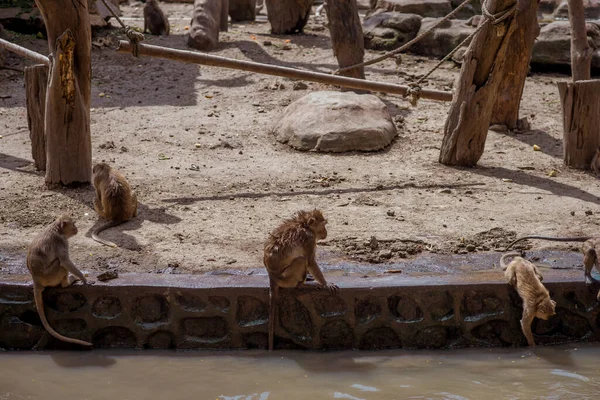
[1,273,599,350]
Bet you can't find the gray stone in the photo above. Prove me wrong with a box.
[374,0,452,17]
[531,21,600,69]
[410,18,475,58]
[553,0,600,19]
[362,12,422,50]
[275,91,397,152]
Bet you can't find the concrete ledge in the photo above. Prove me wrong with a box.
[1,261,599,350]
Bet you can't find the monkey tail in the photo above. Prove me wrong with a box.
[505,235,591,251]
[91,220,123,248]
[33,283,92,346]
[268,278,278,351]
[500,252,521,270]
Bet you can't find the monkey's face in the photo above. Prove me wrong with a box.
[311,219,327,240]
[537,299,556,320]
[58,217,78,238]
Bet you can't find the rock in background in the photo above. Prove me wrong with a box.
[363,12,421,50]
[274,91,398,152]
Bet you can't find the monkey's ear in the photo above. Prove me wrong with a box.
[308,217,316,226]
[550,300,557,307]
[59,220,66,231]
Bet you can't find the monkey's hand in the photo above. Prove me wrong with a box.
[322,283,339,294]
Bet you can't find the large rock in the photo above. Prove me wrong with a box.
[410,18,474,58]
[362,12,422,50]
[532,21,600,69]
[373,0,452,17]
[553,0,600,19]
[274,91,398,152]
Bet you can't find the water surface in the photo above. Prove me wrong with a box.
[1,343,599,399]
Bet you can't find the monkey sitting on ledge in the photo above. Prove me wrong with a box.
[263,209,339,350]
[27,215,92,346]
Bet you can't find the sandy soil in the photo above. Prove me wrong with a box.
[1,2,599,278]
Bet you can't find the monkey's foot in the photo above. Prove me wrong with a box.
[61,275,79,287]
[324,283,339,294]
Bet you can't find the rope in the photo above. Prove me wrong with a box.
[402,1,517,106]
[98,0,145,57]
[333,0,474,75]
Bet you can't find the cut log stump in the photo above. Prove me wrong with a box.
[557,80,600,169]
[188,0,228,51]
[265,0,312,34]
[25,64,48,172]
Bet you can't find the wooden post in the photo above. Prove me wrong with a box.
[557,81,600,168]
[25,64,48,172]
[265,0,312,34]
[557,0,599,169]
[326,0,365,80]
[35,0,92,186]
[490,0,540,129]
[439,0,520,167]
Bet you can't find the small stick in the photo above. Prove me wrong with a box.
[0,38,49,65]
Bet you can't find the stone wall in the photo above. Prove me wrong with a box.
[1,271,599,350]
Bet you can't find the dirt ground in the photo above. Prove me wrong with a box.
[1,2,599,278]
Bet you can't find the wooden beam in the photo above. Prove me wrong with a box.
[0,38,49,65]
[116,41,453,102]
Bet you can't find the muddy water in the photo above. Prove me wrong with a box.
[1,344,599,400]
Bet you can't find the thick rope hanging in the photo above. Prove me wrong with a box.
[402,1,518,105]
[98,0,145,57]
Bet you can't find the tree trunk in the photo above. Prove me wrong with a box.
[490,0,540,129]
[25,64,48,172]
[265,0,312,34]
[188,0,227,50]
[558,80,600,169]
[326,0,365,80]
[568,0,592,82]
[35,0,92,186]
[439,0,520,167]
[229,0,256,21]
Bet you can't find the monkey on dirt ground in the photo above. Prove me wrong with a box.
[506,235,600,286]
[143,0,170,36]
[501,252,556,347]
[591,146,600,177]
[27,215,92,347]
[263,209,339,350]
[92,162,138,248]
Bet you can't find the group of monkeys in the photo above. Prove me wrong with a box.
[25,162,600,350]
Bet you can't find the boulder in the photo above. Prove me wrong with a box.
[274,91,398,152]
[362,12,422,50]
[373,0,452,17]
[553,0,600,19]
[410,18,474,58]
[531,21,600,69]
[449,0,481,18]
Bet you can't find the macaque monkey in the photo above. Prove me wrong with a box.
[92,162,138,248]
[501,252,556,347]
[506,235,599,285]
[143,0,170,36]
[27,215,92,346]
[591,146,600,177]
[263,209,339,350]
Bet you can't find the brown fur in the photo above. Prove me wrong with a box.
[92,162,138,248]
[26,215,92,346]
[144,0,170,36]
[591,146,600,177]
[501,252,556,347]
[583,238,600,290]
[263,209,338,350]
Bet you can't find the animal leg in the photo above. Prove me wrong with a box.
[520,308,536,347]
